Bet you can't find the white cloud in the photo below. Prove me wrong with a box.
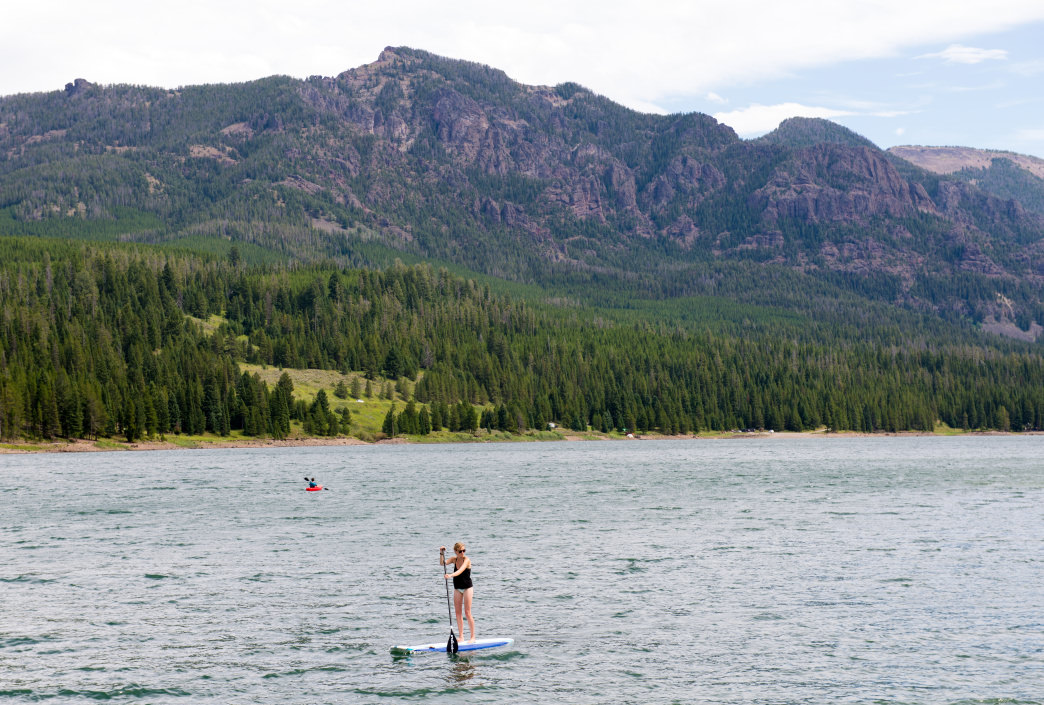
[941,81,1008,93]
[623,99,670,115]
[1011,59,1044,76]
[1014,127,1044,141]
[917,44,1009,64]
[706,92,727,105]
[819,94,923,116]
[3,0,1044,104]
[713,103,853,136]
[895,127,906,136]
[995,97,1042,109]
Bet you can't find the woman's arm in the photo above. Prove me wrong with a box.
[444,557,470,578]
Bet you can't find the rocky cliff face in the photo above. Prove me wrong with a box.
[295,52,1041,288]
[2,48,1043,324]
[752,145,936,224]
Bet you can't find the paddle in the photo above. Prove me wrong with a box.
[441,548,459,653]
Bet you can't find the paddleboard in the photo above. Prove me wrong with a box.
[390,637,513,655]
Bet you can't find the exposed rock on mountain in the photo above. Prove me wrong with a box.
[890,145,1044,218]
[752,144,936,224]
[1,48,1042,333]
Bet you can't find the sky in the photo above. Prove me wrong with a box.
[3,0,1044,157]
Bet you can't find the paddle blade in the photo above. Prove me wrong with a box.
[448,631,458,654]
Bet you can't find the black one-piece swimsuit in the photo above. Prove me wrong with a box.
[453,564,473,590]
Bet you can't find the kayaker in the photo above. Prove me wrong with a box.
[440,542,476,643]
[307,477,318,488]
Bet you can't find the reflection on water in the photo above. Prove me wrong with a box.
[447,655,478,685]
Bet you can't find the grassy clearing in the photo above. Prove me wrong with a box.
[240,364,355,403]
[1,442,50,451]
[185,313,229,336]
[238,363,422,437]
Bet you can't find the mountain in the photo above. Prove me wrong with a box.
[888,145,1044,180]
[1,47,1043,336]
[4,50,1044,444]
[757,117,879,150]
[889,145,1044,217]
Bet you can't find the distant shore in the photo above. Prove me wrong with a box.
[2,428,1035,454]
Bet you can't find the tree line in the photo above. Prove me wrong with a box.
[2,237,1044,443]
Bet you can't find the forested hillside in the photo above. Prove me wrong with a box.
[2,49,1044,444]
[2,238,1043,444]
[1,48,1043,335]
[888,146,1044,217]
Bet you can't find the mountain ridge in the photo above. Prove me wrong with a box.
[1,46,1042,338]
[888,145,1044,179]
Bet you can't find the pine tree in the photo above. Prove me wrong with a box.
[41,383,61,439]
[399,399,419,434]
[382,403,398,437]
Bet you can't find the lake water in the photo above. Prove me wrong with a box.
[2,437,1042,704]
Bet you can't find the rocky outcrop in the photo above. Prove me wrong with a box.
[432,89,490,158]
[640,156,725,211]
[64,78,93,96]
[289,48,1044,279]
[4,46,1044,318]
[752,145,937,224]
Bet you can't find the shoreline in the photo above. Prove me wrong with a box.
[1,429,1037,454]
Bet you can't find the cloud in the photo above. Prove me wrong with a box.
[1011,59,1044,76]
[706,92,727,105]
[713,103,854,136]
[871,109,918,118]
[4,0,1044,104]
[623,99,670,115]
[1014,127,1044,141]
[917,44,1009,64]
[942,81,1008,93]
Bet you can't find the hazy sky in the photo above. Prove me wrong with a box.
[4,0,1044,157]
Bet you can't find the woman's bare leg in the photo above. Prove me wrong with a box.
[462,588,475,642]
[454,589,464,639]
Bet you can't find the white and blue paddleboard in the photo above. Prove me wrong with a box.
[390,637,514,655]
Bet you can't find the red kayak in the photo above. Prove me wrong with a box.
[306,485,323,492]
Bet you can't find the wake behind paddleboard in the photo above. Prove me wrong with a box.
[390,637,513,655]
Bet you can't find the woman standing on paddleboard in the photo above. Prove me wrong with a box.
[440,542,476,643]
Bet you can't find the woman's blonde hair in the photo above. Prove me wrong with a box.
[453,542,466,553]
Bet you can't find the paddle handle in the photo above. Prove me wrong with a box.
[441,548,458,652]
[441,549,453,624]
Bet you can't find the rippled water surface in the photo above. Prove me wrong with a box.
[2,437,1043,703]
